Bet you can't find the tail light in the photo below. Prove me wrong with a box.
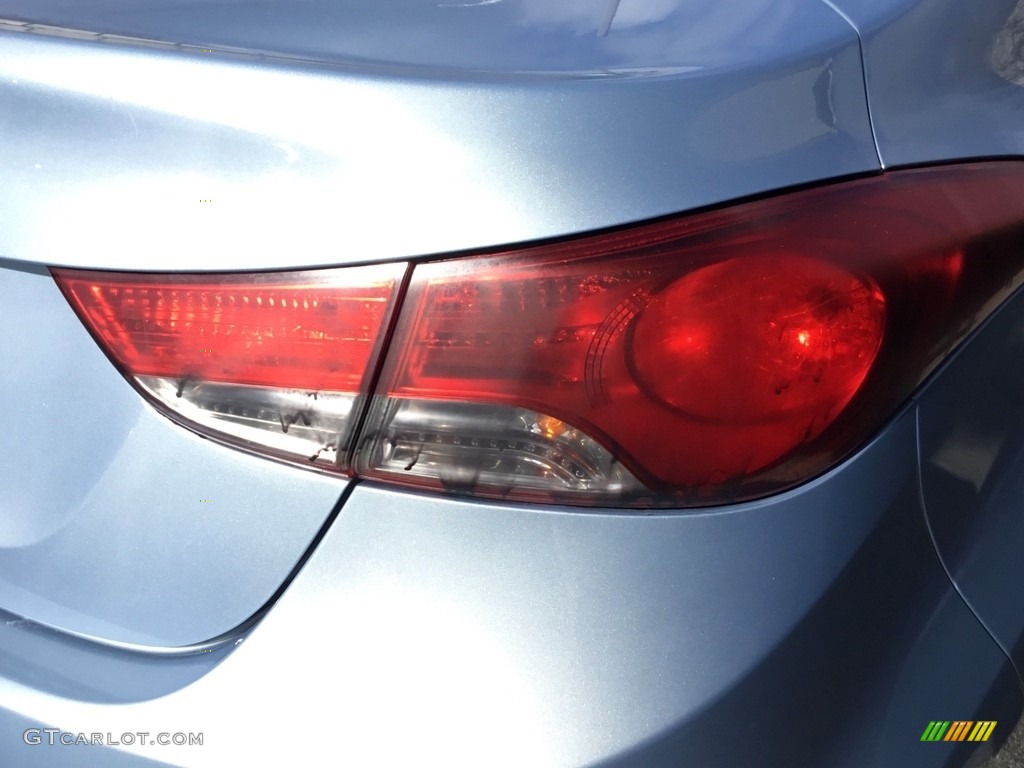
[53,265,405,470]
[53,163,1024,507]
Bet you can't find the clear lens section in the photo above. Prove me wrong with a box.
[137,376,356,467]
[357,398,644,501]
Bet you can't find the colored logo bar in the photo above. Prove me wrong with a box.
[921,721,997,742]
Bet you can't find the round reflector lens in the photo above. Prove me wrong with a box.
[629,255,886,426]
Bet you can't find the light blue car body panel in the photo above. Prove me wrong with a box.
[0,404,1021,767]
[0,1,877,273]
[827,0,1024,165]
[917,280,1024,682]
[0,0,1023,766]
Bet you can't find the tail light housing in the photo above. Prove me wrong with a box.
[53,163,1024,507]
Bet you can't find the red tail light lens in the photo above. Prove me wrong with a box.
[53,163,1024,507]
[54,265,405,470]
[355,163,1024,506]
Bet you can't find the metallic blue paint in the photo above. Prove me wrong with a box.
[918,285,1024,684]
[0,5,876,273]
[0,0,869,75]
[1,410,1020,766]
[826,0,1024,166]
